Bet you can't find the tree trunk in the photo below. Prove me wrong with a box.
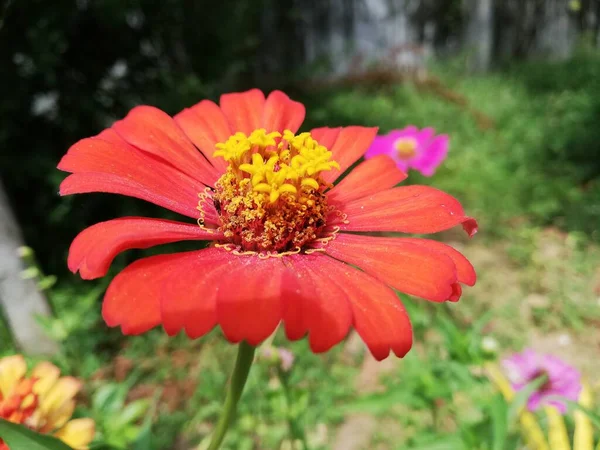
[465,0,494,72]
[0,179,57,355]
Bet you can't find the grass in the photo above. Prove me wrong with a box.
[2,55,600,449]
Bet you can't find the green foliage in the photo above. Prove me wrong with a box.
[82,382,155,449]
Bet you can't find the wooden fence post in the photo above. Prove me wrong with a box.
[465,0,495,72]
[0,179,58,355]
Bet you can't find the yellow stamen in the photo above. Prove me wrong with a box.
[394,137,417,160]
[210,128,338,253]
[213,128,338,204]
[213,132,251,163]
[248,128,281,148]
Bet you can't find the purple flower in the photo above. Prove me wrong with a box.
[364,126,449,177]
[277,348,294,372]
[259,345,294,372]
[502,349,582,414]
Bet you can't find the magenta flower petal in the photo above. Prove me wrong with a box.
[364,126,449,177]
[364,135,394,158]
[502,348,582,414]
[413,135,449,177]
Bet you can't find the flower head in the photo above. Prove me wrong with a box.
[58,89,477,361]
[364,126,449,177]
[502,349,582,414]
[0,355,94,449]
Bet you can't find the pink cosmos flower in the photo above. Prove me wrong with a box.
[364,126,449,177]
[502,349,582,414]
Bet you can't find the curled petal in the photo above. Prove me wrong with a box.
[112,106,220,185]
[394,238,476,286]
[58,132,203,218]
[68,217,220,280]
[338,185,478,236]
[325,233,460,302]
[327,154,407,204]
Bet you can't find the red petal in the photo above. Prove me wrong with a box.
[262,91,305,134]
[282,255,353,353]
[314,254,413,360]
[327,155,407,204]
[320,126,378,185]
[215,254,284,345]
[311,126,342,151]
[220,89,266,135]
[338,185,478,236]
[462,219,479,238]
[112,106,220,185]
[103,251,203,334]
[449,283,462,302]
[161,248,235,339]
[325,234,459,302]
[96,128,123,144]
[174,100,231,172]
[395,238,476,286]
[68,217,220,280]
[58,134,203,218]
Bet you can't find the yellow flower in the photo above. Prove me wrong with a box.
[0,355,94,450]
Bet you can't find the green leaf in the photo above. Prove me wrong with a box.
[0,419,74,450]
[490,393,508,450]
[507,375,548,424]
[408,435,465,450]
[116,399,151,427]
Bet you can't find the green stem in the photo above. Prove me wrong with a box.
[207,341,256,450]
[277,367,309,450]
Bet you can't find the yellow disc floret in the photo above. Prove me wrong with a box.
[394,137,418,160]
[209,128,339,253]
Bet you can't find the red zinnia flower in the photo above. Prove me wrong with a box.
[59,89,477,361]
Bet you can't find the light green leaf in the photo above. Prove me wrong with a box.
[490,393,508,450]
[117,399,151,427]
[508,375,548,424]
[0,419,74,450]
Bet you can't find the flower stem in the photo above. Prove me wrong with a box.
[277,367,309,450]
[207,341,256,450]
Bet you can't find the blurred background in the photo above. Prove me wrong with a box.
[1,0,599,449]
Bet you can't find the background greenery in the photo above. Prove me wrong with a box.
[1,0,600,448]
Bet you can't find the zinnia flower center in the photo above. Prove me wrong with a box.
[0,378,39,425]
[394,137,417,160]
[209,129,339,254]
